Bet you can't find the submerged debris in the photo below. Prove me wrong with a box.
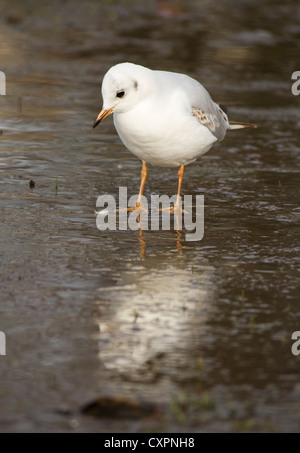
[81,394,158,419]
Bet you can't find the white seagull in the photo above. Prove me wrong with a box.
[93,62,256,212]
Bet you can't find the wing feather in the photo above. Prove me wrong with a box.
[155,70,230,141]
[192,105,229,142]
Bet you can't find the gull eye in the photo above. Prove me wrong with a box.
[116,90,125,98]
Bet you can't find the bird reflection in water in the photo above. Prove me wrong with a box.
[95,239,216,405]
[136,212,184,259]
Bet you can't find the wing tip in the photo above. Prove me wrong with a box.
[229,121,257,130]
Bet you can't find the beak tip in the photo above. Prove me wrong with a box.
[92,107,113,130]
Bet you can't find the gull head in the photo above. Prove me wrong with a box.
[93,62,151,128]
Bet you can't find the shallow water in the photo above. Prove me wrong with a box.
[0,0,300,432]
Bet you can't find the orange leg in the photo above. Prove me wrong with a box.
[168,163,184,213]
[137,161,148,207]
[158,163,185,213]
[127,161,148,212]
[175,163,184,209]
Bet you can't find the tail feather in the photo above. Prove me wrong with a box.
[229,121,257,130]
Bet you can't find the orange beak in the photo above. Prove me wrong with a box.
[93,107,114,128]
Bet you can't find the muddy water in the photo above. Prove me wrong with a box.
[0,0,300,432]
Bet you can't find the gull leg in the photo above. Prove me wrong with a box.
[174,163,184,212]
[160,163,185,214]
[127,161,148,212]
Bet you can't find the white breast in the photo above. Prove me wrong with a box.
[113,96,217,168]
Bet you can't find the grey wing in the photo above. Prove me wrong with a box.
[180,74,230,141]
[192,104,229,142]
[157,71,230,141]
